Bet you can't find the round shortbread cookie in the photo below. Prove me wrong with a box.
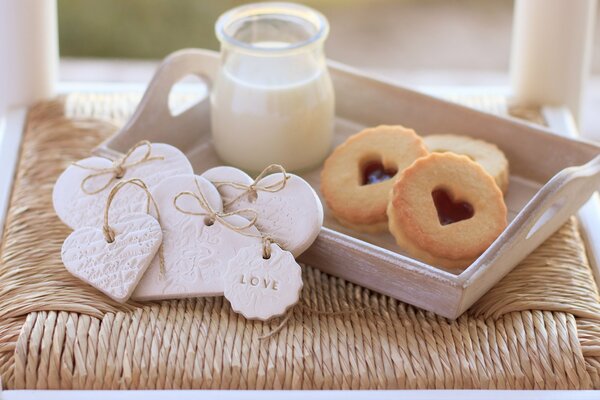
[388,152,507,270]
[321,125,428,233]
[423,134,509,194]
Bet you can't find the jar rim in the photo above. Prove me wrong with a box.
[215,2,329,55]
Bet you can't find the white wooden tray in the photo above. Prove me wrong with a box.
[92,49,600,319]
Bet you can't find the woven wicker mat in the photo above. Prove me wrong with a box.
[1,95,600,390]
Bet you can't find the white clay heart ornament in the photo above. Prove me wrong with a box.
[132,175,262,300]
[61,212,163,303]
[53,142,193,230]
[223,242,303,321]
[202,166,323,257]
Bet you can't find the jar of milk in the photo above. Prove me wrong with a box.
[212,2,335,173]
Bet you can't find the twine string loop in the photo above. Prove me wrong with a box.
[174,178,278,260]
[103,178,166,274]
[173,178,259,233]
[262,237,272,260]
[75,140,164,194]
[214,164,289,206]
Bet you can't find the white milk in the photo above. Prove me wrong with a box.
[211,42,335,173]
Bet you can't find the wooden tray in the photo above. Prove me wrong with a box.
[95,49,600,319]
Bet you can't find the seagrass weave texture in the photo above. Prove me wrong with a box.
[1,95,600,389]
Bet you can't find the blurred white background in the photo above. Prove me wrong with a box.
[54,0,600,138]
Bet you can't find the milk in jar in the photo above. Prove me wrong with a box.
[212,3,334,172]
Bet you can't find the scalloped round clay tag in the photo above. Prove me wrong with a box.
[223,242,303,321]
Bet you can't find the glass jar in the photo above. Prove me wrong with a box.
[212,2,335,173]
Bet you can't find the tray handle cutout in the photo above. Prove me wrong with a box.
[95,49,220,157]
[525,196,568,240]
[466,155,600,284]
[461,154,600,306]
[521,155,600,246]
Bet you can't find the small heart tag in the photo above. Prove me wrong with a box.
[53,142,193,230]
[61,212,162,303]
[132,175,262,300]
[202,166,323,257]
[431,188,474,225]
[223,242,303,321]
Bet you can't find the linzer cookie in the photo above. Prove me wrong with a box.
[423,134,509,193]
[320,125,428,233]
[387,152,507,271]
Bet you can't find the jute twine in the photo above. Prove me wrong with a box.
[1,96,600,389]
[173,178,263,246]
[74,140,164,195]
[100,178,166,275]
[212,164,289,206]
[102,178,156,242]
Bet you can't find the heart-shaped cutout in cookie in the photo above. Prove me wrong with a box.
[61,212,163,303]
[132,175,262,300]
[431,188,474,226]
[53,142,193,230]
[361,159,398,185]
[202,166,323,257]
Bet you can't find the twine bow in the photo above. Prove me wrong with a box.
[174,178,274,259]
[213,164,289,206]
[75,140,164,195]
[103,178,165,274]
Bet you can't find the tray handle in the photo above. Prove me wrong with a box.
[466,154,600,286]
[520,155,600,245]
[95,49,220,158]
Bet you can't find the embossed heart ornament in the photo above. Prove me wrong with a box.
[61,212,163,303]
[132,175,262,300]
[202,166,323,257]
[53,142,193,230]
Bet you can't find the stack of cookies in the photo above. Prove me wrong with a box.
[321,125,509,271]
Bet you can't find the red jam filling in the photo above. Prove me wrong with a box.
[431,188,474,225]
[361,161,397,185]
